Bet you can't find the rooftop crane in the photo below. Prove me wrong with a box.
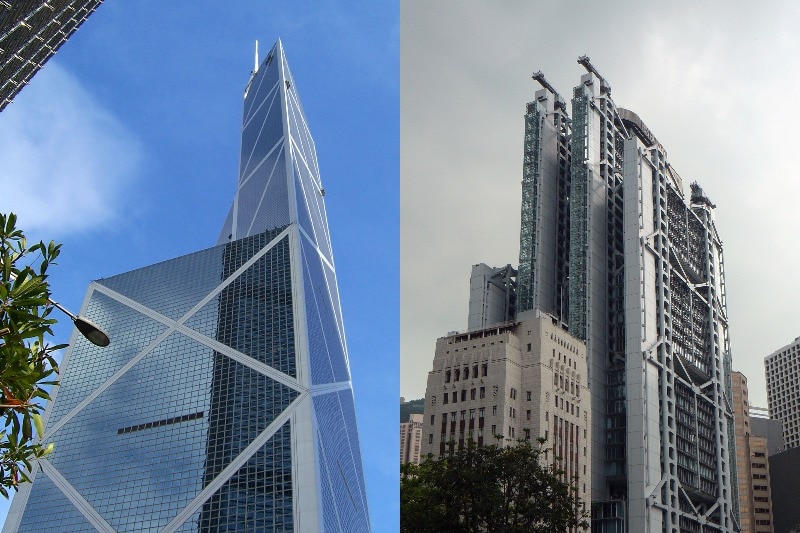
[531,70,566,111]
[577,55,611,95]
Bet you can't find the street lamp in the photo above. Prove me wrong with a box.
[47,298,110,348]
[5,272,111,347]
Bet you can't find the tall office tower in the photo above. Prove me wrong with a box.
[516,74,571,319]
[765,336,800,450]
[467,263,517,330]
[399,413,424,465]
[0,0,103,111]
[519,58,737,533]
[732,372,775,533]
[421,312,592,512]
[4,40,370,533]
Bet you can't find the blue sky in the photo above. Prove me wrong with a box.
[0,2,398,531]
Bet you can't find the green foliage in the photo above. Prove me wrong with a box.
[400,398,424,423]
[401,438,589,533]
[0,213,63,497]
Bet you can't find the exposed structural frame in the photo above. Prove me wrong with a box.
[622,135,737,533]
[520,57,737,532]
[517,70,571,320]
[0,0,104,112]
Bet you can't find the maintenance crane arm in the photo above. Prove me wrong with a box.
[577,55,611,95]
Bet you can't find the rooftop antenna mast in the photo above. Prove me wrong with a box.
[254,40,259,74]
[577,55,611,95]
[244,40,259,99]
[244,40,258,98]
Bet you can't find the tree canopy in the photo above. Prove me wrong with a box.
[401,438,589,533]
[0,213,62,497]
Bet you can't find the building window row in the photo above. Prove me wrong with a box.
[549,332,580,355]
[444,363,489,383]
[554,394,579,417]
[442,387,486,405]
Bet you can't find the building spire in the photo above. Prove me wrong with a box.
[254,39,259,74]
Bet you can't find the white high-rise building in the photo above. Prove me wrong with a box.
[422,57,738,532]
[765,336,800,450]
[519,58,737,533]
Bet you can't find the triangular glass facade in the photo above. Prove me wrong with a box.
[7,40,370,533]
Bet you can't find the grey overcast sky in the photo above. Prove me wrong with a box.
[401,1,800,406]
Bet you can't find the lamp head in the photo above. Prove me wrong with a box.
[73,316,110,347]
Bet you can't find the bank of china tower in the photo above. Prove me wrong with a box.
[5,40,370,533]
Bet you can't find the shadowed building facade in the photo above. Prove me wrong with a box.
[4,40,370,533]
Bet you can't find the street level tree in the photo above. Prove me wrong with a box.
[401,438,589,533]
[0,213,62,497]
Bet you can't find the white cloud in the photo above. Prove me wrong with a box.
[0,63,141,238]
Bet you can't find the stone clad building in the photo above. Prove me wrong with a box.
[421,311,591,505]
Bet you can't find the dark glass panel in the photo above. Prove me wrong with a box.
[97,246,227,321]
[240,86,280,180]
[200,422,294,532]
[301,238,349,385]
[314,390,370,532]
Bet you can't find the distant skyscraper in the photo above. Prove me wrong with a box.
[4,40,370,533]
[732,371,775,533]
[520,58,737,532]
[0,0,103,112]
[765,336,800,450]
[400,413,424,465]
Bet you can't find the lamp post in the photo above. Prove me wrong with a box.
[5,272,111,347]
[47,298,110,347]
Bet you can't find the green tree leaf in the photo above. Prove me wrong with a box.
[0,213,62,497]
[400,438,589,533]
